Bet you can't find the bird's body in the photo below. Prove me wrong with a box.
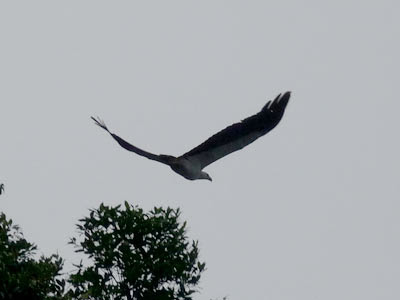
[169,157,204,180]
[92,92,290,181]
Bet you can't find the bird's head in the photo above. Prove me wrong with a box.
[200,171,212,182]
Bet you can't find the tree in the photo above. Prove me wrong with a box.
[68,202,206,300]
[0,212,65,300]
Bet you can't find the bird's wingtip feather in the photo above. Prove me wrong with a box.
[279,91,291,105]
[91,116,109,132]
[262,91,291,112]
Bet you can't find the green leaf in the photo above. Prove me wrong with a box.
[68,203,205,300]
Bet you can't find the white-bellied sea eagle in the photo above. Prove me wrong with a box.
[92,91,290,181]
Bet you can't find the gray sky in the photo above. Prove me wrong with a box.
[1,1,399,299]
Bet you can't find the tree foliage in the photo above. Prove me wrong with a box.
[0,212,65,300]
[68,202,205,300]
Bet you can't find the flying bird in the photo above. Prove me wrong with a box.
[92,91,290,181]
[0,184,4,195]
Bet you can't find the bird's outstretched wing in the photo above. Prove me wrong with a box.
[181,92,290,169]
[91,117,174,165]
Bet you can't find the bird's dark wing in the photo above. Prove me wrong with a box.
[91,117,174,165]
[181,92,290,169]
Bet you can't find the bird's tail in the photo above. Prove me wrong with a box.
[91,116,110,133]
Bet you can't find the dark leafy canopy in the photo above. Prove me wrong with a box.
[0,212,65,300]
[68,202,206,300]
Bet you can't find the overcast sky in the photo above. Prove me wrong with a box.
[1,1,399,299]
